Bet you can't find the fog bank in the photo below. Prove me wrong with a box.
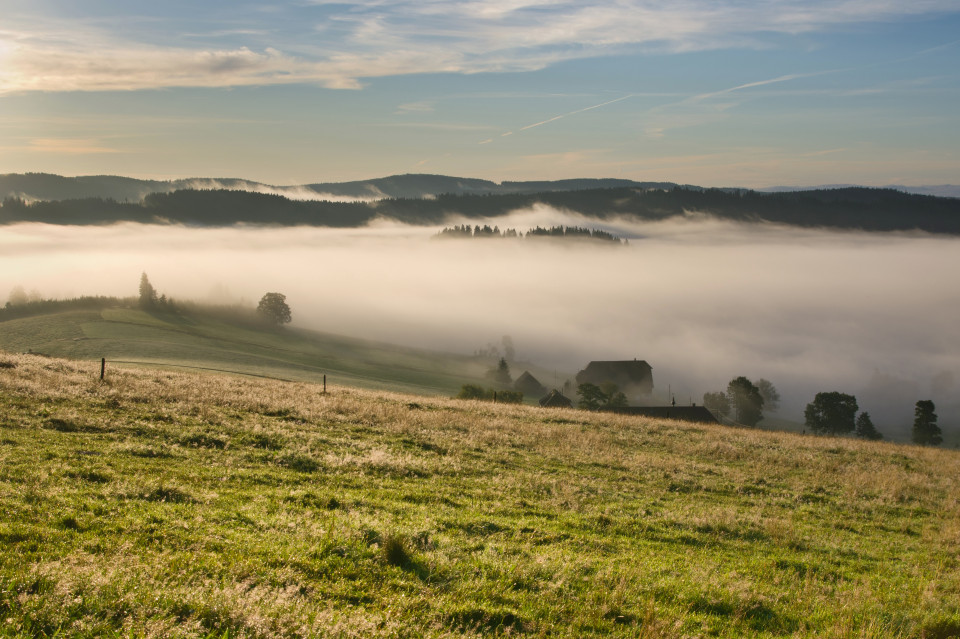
[2,208,958,436]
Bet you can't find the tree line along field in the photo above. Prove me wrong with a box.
[1,352,959,638]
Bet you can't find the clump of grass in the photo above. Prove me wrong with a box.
[380,532,413,568]
[275,452,319,472]
[43,417,79,432]
[65,469,112,483]
[141,484,195,503]
[179,432,227,449]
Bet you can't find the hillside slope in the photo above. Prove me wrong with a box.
[0,353,958,637]
[0,305,540,398]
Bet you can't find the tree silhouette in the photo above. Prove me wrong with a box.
[577,382,628,410]
[804,392,858,435]
[6,286,29,307]
[138,273,157,309]
[855,412,883,440]
[256,292,292,325]
[756,379,780,412]
[727,377,764,426]
[577,383,606,410]
[912,400,942,446]
[703,391,731,419]
[486,357,512,386]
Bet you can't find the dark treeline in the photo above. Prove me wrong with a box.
[0,296,130,321]
[3,186,960,234]
[436,224,625,242]
[1,291,270,330]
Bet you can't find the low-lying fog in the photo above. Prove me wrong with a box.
[2,206,958,437]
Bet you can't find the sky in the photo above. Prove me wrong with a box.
[2,0,959,186]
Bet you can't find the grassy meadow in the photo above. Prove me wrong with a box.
[1,351,959,638]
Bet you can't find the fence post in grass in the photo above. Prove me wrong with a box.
[323,374,327,394]
[493,391,497,404]
[100,357,105,381]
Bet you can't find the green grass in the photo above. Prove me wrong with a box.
[1,352,959,637]
[0,305,556,400]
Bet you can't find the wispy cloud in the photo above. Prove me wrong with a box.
[27,138,121,154]
[2,1,957,93]
[395,101,436,115]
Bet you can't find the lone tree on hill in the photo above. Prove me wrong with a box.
[855,412,883,440]
[486,357,512,386]
[727,377,764,426]
[6,286,29,307]
[257,292,292,325]
[804,392,858,435]
[138,273,157,309]
[912,400,942,446]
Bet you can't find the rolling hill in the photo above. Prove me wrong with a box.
[4,182,960,234]
[0,303,561,400]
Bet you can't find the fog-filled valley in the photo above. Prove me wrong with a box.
[2,205,957,441]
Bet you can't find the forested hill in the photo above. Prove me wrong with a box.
[2,185,960,234]
[0,172,677,202]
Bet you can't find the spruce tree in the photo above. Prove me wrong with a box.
[912,400,942,446]
[855,412,883,440]
[138,273,157,309]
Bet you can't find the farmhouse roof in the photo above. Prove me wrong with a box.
[514,371,546,395]
[600,406,719,423]
[539,389,573,408]
[575,360,654,393]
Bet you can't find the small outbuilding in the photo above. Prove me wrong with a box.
[539,389,573,408]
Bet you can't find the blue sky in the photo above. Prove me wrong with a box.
[1,0,959,186]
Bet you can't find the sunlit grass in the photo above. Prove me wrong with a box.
[1,351,959,637]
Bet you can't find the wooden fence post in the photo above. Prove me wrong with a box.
[323,374,327,394]
[100,358,105,381]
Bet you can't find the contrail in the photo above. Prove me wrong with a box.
[480,93,635,143]
[687,70,846,104]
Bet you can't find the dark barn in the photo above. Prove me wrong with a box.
[575,359,654,401]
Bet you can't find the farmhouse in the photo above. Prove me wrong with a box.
[575,359,653,400]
